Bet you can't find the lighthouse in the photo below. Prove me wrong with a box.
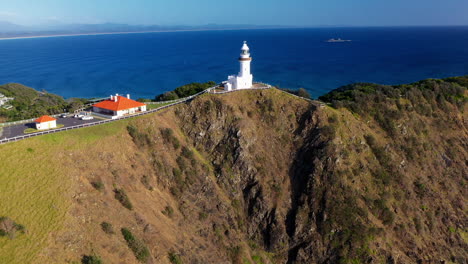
[224,41,253,91]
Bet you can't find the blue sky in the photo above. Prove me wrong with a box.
[1,0,467,26]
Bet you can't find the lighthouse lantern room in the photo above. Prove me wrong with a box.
[224,41,253,91]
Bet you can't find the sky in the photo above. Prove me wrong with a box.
[0,0,467,27]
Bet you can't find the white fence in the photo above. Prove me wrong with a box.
[208,85,271,95]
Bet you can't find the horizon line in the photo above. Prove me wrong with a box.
[1,25,467,41]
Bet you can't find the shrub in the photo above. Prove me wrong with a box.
[372,199,394,226]
[162,206,174,218]
[101,222,114,234]
[168,251,183,264]
[81,254,103,264]
[321,125,336,140]
[161,128,180,149]
[155,81,215,101]
[140,175,153,191]
[181,146,194,159]
[176,156,187,171]
[198,212,208,221]
[0,217,25,239]
[91,181,104,191]
[328,114,338,123]
[121,228,150,263]
[414,180,427,198]
[297,88,311,99]
[281,88,311,99]
[127,125,152,147]
[114,189,133,210]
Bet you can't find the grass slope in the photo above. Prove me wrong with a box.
[0,121,125,263]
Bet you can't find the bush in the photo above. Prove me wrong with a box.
[81,254,103,264]
[101,222,114,234]
[140,175,153,191]
[281,88,311,99]
[121,228,150,263]
[181,146,194,159]
[161,128,180,149]
[91,181,104,191]
[297,88,311,99]
[114,189,133,210]
[176,156,187,171]
[0,217,25,239]
[155,81,216,101]
[162,206,174,218]
[127,125,152,147]
[168,251,183,264]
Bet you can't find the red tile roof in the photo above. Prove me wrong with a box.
[35,115,56,123]
[92,96,146,111]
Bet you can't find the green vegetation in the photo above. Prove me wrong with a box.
[160,128,180,149]
[0,217,25,239]
[100,222,114,234]
[140,175,153,190]
[319,77,467,137]
[280,87,311,99]
[81,254,103,264]
[146,102,173,110]
[0,83,87,122]
[155,81,216,101]
[121,228,150,263]
[127,124,153,148]
[114,188,133,210]
[168,251,183,264]
[0,119,124,264]
[162,206,174,218]
[91,180,105,191]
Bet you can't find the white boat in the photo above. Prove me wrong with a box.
[327,38,351,43]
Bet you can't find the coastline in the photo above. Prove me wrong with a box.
[0,27,293,41]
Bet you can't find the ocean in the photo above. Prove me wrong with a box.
[0,27,467,99]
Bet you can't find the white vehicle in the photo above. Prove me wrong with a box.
[74,114,84,118]
[81,116,94,120]
[60,114,68,118]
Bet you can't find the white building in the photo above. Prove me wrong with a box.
[0,93,14,107]
[224,41,253,91]
[34,115,57,130]
[92,94,147,119]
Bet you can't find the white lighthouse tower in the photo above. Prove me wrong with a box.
[224,41,253,91]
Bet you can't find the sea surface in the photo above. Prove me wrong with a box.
[0,27,467,99]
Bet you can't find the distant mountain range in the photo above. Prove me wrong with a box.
[0,21,292,38]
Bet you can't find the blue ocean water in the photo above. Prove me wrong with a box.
[0,27,467,99]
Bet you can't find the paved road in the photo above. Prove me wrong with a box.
[1,115,103,140]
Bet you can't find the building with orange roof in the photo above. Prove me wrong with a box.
[34,115,57,130]
[92,94,146,118]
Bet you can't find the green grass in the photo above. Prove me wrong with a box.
[146,102,174,110]
[0,92,206,263]
[0,139,72,263]
[0,119,126,263]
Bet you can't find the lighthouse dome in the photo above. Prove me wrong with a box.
[241,41,250,51]
[240,41,251,58]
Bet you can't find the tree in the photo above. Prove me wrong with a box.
[297,88,311,99]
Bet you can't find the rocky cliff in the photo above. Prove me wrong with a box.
[0,77,466,264]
